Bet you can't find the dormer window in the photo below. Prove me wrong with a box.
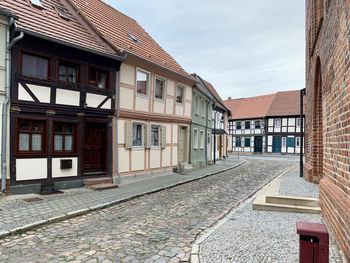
[31,0,43,8]
[56,7,70,20]
[128,33,139,43]
[88,67,109,89]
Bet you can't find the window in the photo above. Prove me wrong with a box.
[59,63,78,84]
[155,77,165,100]
[89,67,109,89]
[17,119,45,153]
[132,123,143,147]
[151,125,160,146]
[194,95,199,115]
[236,122,241,130]
[199,130,205,149]
[22,53,49,80]
[235,137,241,147]
[54,122,75,152]
[136,69,149,95]
[31,0,42,7]
[282,137,286,147]
[56,7,70,20]
[201,99,205,117]
[245,121,250,129]
[176,85,184,103]
[296,118,301,127]
[193,129,199,149]
[244,138,250,147]
[296,137,300,147]
[287,137,295,148]
[255,121,261,129]
[275,118,281,128]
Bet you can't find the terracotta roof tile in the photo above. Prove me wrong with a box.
[266,90,305,117]
[0,0,118,58]
[224,94,276,120]
[69,0,192,79]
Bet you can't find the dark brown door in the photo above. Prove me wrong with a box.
[83,122,106,175]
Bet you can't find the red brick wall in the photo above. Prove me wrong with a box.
[305,0,350,261]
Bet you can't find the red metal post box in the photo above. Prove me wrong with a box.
[296,221,329,263]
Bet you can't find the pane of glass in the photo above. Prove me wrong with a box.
[151,125,159,146]
[155,79,164,99]
[59,65,67,82]
[19,133,29,151]
[22,54,48,80]
[176,86,183,103]
[64,124,73,134]
[68,67,77,83]
[32,134,42,151]
[19,120,30,132]
[55,123,64,133]
[32,121,43,132]
[54,135,63,151]
[133,123,142,146]
[137,70,148,95]
[98,72,107,88]
[65,135,73,151]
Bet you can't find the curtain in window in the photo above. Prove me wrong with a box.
[54,135,63,151]
[65,135,73,151]
[19,133,29,151]
[32,134,42,151]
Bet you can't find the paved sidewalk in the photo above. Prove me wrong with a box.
[196,166,345,263]
[0,157,244,238]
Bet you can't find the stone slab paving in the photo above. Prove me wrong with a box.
[0,157,243,235]
[199,166,344,263]
[0,159,293,262]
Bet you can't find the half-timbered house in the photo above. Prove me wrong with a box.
[70,0,195,178]
[0,0,124,194]
[225,90,305,155]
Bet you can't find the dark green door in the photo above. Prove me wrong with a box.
[254,136,263,153]
[272,136,281,153]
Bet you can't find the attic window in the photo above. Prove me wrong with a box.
[31,0,43,8]
[56,7,70,20]
[128,33,139,43]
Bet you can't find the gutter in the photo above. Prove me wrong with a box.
[1,18,24,193]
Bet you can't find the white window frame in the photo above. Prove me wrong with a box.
[136,68,150,97]
[176,84,185,104]
[154,75,166,101]
[151,124,160,147]
[193,129,199,149]
[132,122,144,147]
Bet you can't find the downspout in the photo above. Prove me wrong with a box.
[2,18,24,193]
[115,70,121,184]
[300,88,305,178]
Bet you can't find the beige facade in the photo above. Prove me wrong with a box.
[116,62,193,176]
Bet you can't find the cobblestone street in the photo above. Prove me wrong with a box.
[0,159,293,262]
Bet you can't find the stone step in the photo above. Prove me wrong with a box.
[252,202,321,214]
[88,183,118,191]
[84,177,113,186]
[266,195,320,207]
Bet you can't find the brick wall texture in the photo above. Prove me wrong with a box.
[305,0,350,260]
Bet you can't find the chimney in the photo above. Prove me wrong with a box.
[228,97,232,100]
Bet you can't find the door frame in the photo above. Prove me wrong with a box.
[81,118,112,177]
[178,125,189,163]
[254,136,263,153]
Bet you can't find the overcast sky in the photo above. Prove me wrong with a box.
[105,0,305,100]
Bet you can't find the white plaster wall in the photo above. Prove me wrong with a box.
[282,127,287,132]
[131,149,144,171]
[52,157,78,178]
[0,18,6,95]
[27,84,51,103]
[184,102,191,117]
[172,146,178,165]
[175,105,183,116]
[118,148,130,173]
[56,89,80,106]
[282,118,288,126]
[268,119,274,126]
[118,119,125,144]
[18,84,34,102]
[154,100,165,114]
[288,127,295,132]
[135,96,149,112]
[268,136,273,145]
[120,87,134,110]
[86,93,108,108]
[185,85,191,101]
[289,118,296,126]
[150,148,161,169]
[166,124,172,143]
[267,146,272,153]
[172,124,178,143]
[274,127,281,133]
[162,147,171,167]
[287,147,295,153]
[167,80,175,96]
[120,63,135,86]
[268,127,273,132]
[16,158,47,181]
[165,98,174,115]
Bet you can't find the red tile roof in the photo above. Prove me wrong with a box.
[69,0,192,79]
[224,94,276,120]
[0,0,119,58]
[266,90,305,117]
[224,90,305,120]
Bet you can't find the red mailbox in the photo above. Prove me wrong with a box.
[296,221,329,263]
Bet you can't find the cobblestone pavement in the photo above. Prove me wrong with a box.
[0,157,242,234]
[200,166,344,263]
[0,159,293,262]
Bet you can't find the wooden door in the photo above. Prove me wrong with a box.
[272,136,281,153]
[254,136,263,153]
[178,127,186,163]
[219,135,223,158]
[83,122,106,174]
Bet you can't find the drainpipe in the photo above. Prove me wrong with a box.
[213,110,217,164]
[1,18,24,193]
[300,88,306,178]
[114,70,121,184]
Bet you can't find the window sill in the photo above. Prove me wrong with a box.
[154,98,165,103]
[136,93,149,99]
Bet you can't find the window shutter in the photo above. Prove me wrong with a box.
[145,123,151,148]
[161,125,166,148]
[125,121,132,149]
